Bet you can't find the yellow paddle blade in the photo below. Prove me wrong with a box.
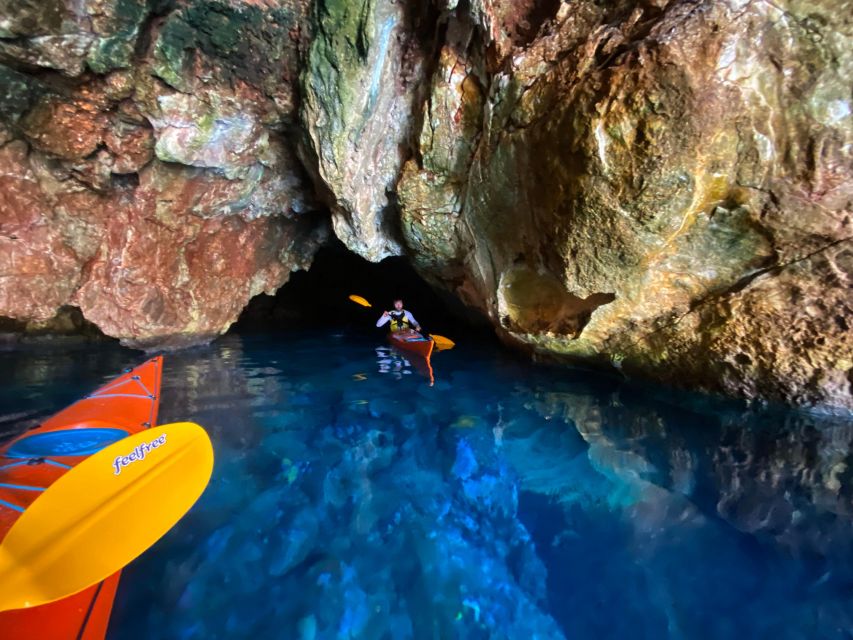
[431,334,455,350]
[0,422,213,612]
[348,295,372,308]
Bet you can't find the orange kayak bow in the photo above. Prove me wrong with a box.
[0,357,162,639]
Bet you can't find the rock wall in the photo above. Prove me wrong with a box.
[0,0,328,348]
[394,0,852,413]
[301,0,437,261]
[0,0,850,411]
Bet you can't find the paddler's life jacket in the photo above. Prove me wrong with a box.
[389,310,411,332]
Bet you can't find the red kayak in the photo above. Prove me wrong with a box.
[0,357,162,639]
[388,330,435,384]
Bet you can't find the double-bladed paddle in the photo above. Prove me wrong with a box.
[348,294,456,350]
[0,422,214,612]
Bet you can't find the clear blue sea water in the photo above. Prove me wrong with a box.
[1,331,851,639]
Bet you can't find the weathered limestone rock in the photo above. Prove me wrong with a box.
[144,81,313,217]
[0,141,83,321]
[0,0,148,75]
[71,170,325,348]
[397,13,483,280]
[397,0,853,413]
[300,0,435,261]
[0,0,328,348]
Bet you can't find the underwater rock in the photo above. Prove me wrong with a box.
[522,381,853,574]
[83,333,851,638]
[117,364,570,639]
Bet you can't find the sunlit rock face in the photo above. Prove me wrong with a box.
[396,0,852,413]
[1,0,850,409]
[0,0,328,348]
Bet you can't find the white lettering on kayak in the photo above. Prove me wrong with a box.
[112,434,167,475]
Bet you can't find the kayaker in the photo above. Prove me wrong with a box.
[376,299,423,334]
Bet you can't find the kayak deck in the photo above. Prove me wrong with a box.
[0,356,162,639]
[388,331,435,359]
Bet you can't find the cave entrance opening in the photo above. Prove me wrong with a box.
[232,239,483,339]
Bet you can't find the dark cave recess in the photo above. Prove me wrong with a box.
[232,240,490,339]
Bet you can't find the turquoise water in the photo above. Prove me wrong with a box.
[2,331,852,639]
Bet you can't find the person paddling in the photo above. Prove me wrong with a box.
[376,299,423,334]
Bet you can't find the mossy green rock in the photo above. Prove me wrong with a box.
[150,1,305,118]
[0,0,147,75]
[301,0,433,261]
[0,65,52,125]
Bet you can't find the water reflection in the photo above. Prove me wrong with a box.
[375,346,414,380]
[376,344,435,386]
[0,333,851,639]
[509,382,853,638]
[521,383,853,567]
